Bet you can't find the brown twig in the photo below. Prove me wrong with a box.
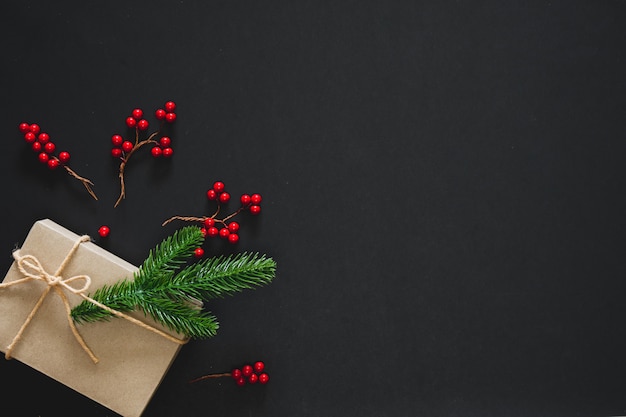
[62,164,98,200]
[114,130,160,208]
[188,372,231,384]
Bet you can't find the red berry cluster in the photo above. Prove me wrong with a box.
[189,361,269,386]
[112,100,177,207]
[231,361,269,386]
[17,122,97,200]
[162,180,263,249]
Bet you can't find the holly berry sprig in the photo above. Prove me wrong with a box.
[18,122,98,200]
[189,361,270,386]
[162,181,263,248]
[112,100,177,207]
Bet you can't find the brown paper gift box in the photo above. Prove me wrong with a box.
[0,219,187,417]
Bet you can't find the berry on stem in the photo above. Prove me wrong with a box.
[190,361,270,386]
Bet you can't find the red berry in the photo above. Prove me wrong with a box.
[203,218,215,228]
[44,142,56,154]
[240,194,251,206]
[235,377,246,386]
[111,134,123,146]
[200,227,207,237]
[47,158,59,170]
[228,222,239,233]
[253,361,265,373]
[207,226,219,237]
[248,373,258,384]
[231,369,242,379]
[165,112,176,123]
[219,227,230,239]
[228,233,239,244]
[37,132,50,143]
[194,247,204,258]
[32,142,42,152]
[164,101,176,112]
[159,136,171,147]
[29,124,40,134]
[151,146,162,158]
[58,151,70,164]
[155,108,166,120]
[98,225,110,238]
[111,148,123,158]
[250,193,262,205]
[258,373,269,384]
[18,123,30,133]
[137,119,149,131]
[241,365,253,377]
[24,132,36,143]
[122,141,134,152]
[162,147,173,157]
[249,205,261,215]
[219,192,230,203]
[125,117,137,128]
[206,189,217,200]
[213,181,225,193]
[38,152,49,164]
[132,108,143,119]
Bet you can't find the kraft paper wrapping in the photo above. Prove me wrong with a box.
[0,219,186,417]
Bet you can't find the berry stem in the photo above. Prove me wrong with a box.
[62,161,98,200]
[114,130,160,207]
[188,372,231,384]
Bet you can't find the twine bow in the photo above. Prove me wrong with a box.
[0,235,186,364]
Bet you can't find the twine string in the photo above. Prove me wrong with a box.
[0,235,186,364]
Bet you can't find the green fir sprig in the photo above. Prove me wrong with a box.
[70,226,276,339]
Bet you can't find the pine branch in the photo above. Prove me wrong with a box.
[70,227,276,339]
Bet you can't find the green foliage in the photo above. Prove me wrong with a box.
[70,226,276,339]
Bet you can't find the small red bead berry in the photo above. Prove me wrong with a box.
[98,225,110,238]
[29,124,40,134]
[19,123,30,133]
[228,221,240,233]
[37,132,50,143]
[228,233,239,244]
[241,365,253,377]
[165,112,177,123]
[164,101,176,112]
[24,132,36,143]
[38,152,49,164]
[219,227,230,239]
[155,108,166,120]
[194,247,204,258]
[44,142,56,154]
[219,192,230,203]
[200,227,207,237]
[151,146,162,158]
[125,117,137,128]
[159,136,171,147]
[206,189,218,200]
[111,134,123,146]
[249,205,261,215]
[47,158,59,170]
[253,361,265,373]
[248,373,258,384]
[111,148,123,158]
[207,226,219,237]
[235,377,246,386]
[32,142,42,152]
[204,218,215,228]
[58,151,70,164]
[258,373,270,384]
[231,369,242,379]
[250,193,262,205]
[240,194,251,206]
[137,119,149,131]
[132,108,143,119]
[122,141,134,152]
[213,181,225,193]
[162,147,174,158]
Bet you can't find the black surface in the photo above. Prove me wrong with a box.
[2,1,626,416]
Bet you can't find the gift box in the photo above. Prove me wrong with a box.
[0,219,187,417]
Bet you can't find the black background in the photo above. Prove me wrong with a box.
[1,1,626,416]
